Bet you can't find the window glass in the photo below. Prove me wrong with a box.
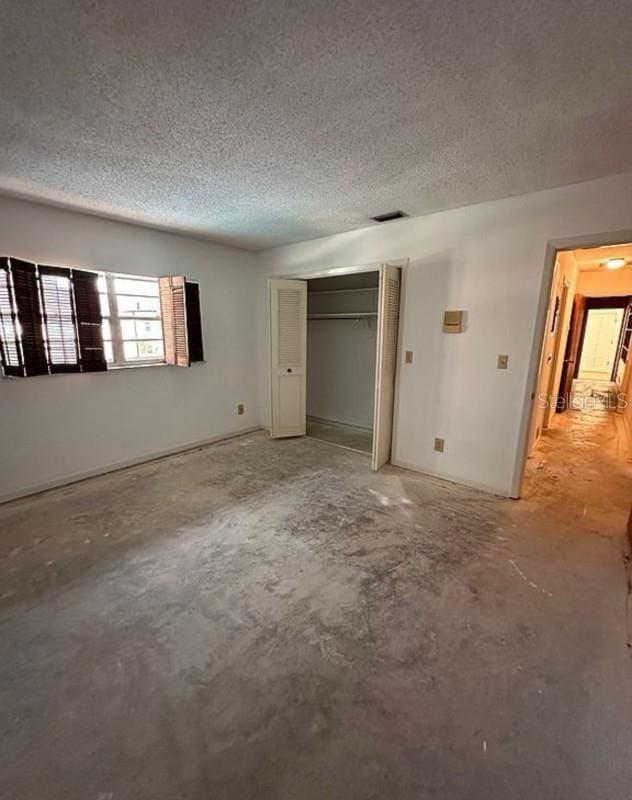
[123,339,164,361]
[116,294,161,318]
[120,319,162,340]
[98,275,113,363]
[114,277,159,297]
[109,274,163,364]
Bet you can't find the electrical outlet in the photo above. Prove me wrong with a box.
[497,354,509,370]
[405,350,413,364]
[434,437,445,453]
[237,404,245,415]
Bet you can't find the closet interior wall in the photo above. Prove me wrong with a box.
[306,272,378,441]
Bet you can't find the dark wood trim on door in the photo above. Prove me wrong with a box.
[556,294,586,413]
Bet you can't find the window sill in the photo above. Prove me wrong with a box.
[108,361,168,371]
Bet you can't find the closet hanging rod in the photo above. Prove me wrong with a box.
[308,287,378,295]
[307,312,378,320]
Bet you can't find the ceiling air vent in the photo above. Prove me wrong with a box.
[370,210,408,223]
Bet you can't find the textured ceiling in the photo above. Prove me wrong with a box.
[1,1,632,250]
[573,244,632,272]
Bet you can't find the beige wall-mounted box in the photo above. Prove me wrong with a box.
[443,310,464,333]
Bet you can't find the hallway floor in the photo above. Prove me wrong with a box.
[523,404,631,528]
[1,424,631,800]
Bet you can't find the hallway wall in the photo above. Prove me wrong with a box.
[578,268,632,296]
[620,354,632,448]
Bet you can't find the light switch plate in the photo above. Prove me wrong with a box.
[405,350,413,364]
[434,437,445,453]
[443,310,464,333]
[497,354,509,370]
[237,403,245,415]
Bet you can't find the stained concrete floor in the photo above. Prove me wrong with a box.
[1,412,631,800]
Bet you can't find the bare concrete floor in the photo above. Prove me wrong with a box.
[1,415,631,799]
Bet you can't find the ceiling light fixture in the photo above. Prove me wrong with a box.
[604,257,627,270]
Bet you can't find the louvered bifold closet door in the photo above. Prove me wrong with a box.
[38,266,80,373]
[0,258,24,376]
[72,270,107,372]
[269,279,307,438]
[372,264,401,470]
[11,259,48,376]
[159,275,189,366]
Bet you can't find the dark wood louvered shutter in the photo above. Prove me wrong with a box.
[11,259,48,376]
[0,258,24,376]
[38,265,80,373]
[159,275,189,366]
[185,281,204,362]
[72,270,107,372]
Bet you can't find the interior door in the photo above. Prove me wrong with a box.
[372,264,401,470]
[557,294,586,413]
[269,279,307,438]
[577,308,624,378]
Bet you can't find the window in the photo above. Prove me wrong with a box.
[0,257,203,378]
[99,273,164,366]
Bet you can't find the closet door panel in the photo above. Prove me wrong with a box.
[372,265,401,470]
[269,279,307,438]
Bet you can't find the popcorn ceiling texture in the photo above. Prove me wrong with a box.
[1,0,631,250]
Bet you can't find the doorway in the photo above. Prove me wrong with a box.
[577,304,625,381]
[521,241,632,496]
[268,263,402,470]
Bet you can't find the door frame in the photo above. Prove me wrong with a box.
[542,275,572,428]
[574,296,631,382]
[274,258,408,468]
[513,230,632,499]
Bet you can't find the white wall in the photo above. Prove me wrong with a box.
[5,174,632,502]
[307,318,376,429]
[258,173,632,496]
[0,196,260,501]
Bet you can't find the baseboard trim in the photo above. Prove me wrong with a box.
[390,458,512,498]
[0,426,263,505]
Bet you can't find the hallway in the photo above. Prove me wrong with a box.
[522,403,631,532]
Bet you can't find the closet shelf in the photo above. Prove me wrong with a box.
[308,312,378,320]
[309,287,378,295]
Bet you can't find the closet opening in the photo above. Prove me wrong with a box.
[268,262,402,471]
[305,271,379,454]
